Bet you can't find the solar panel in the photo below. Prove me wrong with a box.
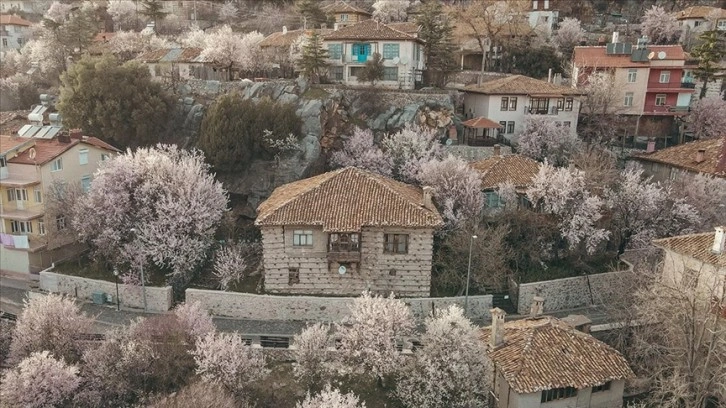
[31,105,48,116]
[46,127,62,138]
[17,124,33,138]
[33,126,52,139]
[20,125,42,138]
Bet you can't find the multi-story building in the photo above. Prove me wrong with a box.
[0,14,31,55]
[322,20,425,89]
[573,36,694,138]
[673,6,726,32]
[528,0,558,33]
[630,137,726,183]
[321,1,371,30]
[462,75,583,141]
[0,130,119,274]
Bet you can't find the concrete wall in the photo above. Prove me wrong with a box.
[39,271,173,312]
[186,288,493,322]
[511,270,634,315]
[660,248,725,299]
[509,380,624,408]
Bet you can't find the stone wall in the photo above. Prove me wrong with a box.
[39,272,173,312]
[445,145,513,162]
[186,288,493,322]
[511,270,634,315]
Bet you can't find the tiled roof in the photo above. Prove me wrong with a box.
[9,136,120,166]
[471,154,541,190]
[573,45,687,68]
[462,117,502,129]
[136,48,207,63]
[673,6,726,20]
[633,137,726,178]
[481,316,634,394]
[463,75,583,96]
[322,1,371,16]
[0,14,32,26]
[0,134,33,156]
[255,167,443,231]
[654,231,726,267]
[323,19,422,42]
[387,22,420,35]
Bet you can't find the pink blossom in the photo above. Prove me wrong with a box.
[0,351,80,408]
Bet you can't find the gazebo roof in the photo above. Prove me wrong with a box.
[462,117,502,129]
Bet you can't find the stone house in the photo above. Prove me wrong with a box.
[0,14,31,55]
[482,303,634,408]
[653,227,726,306]
[673,6,726,32]
[1,130,120,274]
[321,1,371,29]
[136,48,225,81]
[255,167,443,296]
[470,153,540,210]
[462,75,583,142]
[630,137,726,183]
[322,20,426,89]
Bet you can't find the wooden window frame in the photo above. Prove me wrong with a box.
[541,387,577,403]
[500,97,509,111]
[509,97,517,111]
[329,233,360,252]
[293,230,313,247]
[288,267,300,285]
[384,233,409,254]
[506,121,515,134]
[564,97,574,111]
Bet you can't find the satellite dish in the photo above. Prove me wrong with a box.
[338,265,347,275]
[392,57,400,64]
[658,51,666,60]
[445,138,453,145]
[28,148,36,160]
[647,51,655,60]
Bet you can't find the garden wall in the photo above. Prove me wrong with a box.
[185,289,493,322]
[39,272,173,312]
[510,270,635,315]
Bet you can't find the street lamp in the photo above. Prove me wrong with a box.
[464,234,478,316]
[129,228,147,312]
[113,268,120,311]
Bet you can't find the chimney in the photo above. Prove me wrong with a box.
[282,26,287,35]
[612,31,619,44]
[695,148,706,163]
[713,226,725,254]
[57,132,71,143]
[548,67,553,83]
[530,296,544,317]
[69,128,83,139]
[422,186,435,211]
[493,144,501,157]
[598,35,607,46]
[490,308,506,348]
[646,140,656,153]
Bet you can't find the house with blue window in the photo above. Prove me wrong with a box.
[323,19,425,89]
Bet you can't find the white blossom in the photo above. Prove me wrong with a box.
[293,323,333,387]
[641,5,681,44]
[213,243,248,290]
[297,384,365,408]
[107,0,137,30]
[218,2,239,23]
[0,351,80,408]
[174,301,216,341]
[517,116,581,166]
[686,97,726,140]
[330,127,393,176]
[372,0,410,23]
[553,17,585,57]
[380,124,443,183]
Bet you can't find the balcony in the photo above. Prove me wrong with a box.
[0,233,47,252]
[0,202,44,221]
[0,175,40,186]
[525,106,559,115]
[680,82,696,89]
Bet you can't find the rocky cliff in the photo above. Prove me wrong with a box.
[176,79,457,218]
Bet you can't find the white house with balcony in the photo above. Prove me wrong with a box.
[322,19,425,89]
[462,75,584,142]
[0,14,32,55]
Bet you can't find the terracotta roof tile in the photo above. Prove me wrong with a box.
[0,134,33,156]
[0,14,32,26]
[633,137,726,178]
[654,230,726,267]
[255,167,443,231]
[673,6,726,20]
[322,1,371,16]
[8,136,120,166]
[462,117,502,129]
[481,316,634,393]
[323,19,422,42]
[471,154,540,190]
[136,48,205,63]
[387,22,420,35]
[464,75,583,96]
[573,45,687,68]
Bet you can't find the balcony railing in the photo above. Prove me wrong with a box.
[525,106,559,115]
[680,82,696,89]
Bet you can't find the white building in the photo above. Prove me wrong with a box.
[528,0,558,33]
[0,14,32,55]
[462,75,583,142]
[322,19,425,89]
[673,6,726,32]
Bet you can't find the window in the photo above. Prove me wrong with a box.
[541,387,577,403]
[340,13,349,21]
[414,44,420,62]
[101,153,109,162]
[694,21,701,27]
[383,67,398,81]
[0,156,6,168]
[331,66,344,81]
[79,148,89,165]
[532,1,537,10]
[485,191,501,208]
[592,382,611,393]
[38,220,46,236]
[501,97,509,111]
[10,188,28,201]
[498,121,506,136]
[349,66,364,77]
[328,43,343,59]
[564,97,573,111]
[81,175,92,193]
[627,69,637,83]
[509,97,517,111]
[34,187,42,203]
[1,39,7,47]
[659,70,671,83]
[56,215,66,231]
[563,121,571,128]
[624,92,634,106]
[10,220,32,234]
[7,188,14,201]
[293,230,313,246]
[382,43,400,59]
[655,94,667,106]
[529,97,549,114]
[384,234,408,254]
[556,98,565,110]
[288,267,300,285]
[329,233,360,252]
[51,157,62,172]
[507,121,515,134]
[718,20,726,29]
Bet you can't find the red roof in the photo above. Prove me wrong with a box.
[0,14,32,26]
[462,117,502,129]
[574,45,687,68]
[9,136,120,166]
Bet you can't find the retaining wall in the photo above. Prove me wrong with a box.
[39,272,173,312]
[186,289,493,322]
[511,270,634,315]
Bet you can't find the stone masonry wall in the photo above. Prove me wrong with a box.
[512,270,634,315]
[39,272,173,312]
[186,288,493,322]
